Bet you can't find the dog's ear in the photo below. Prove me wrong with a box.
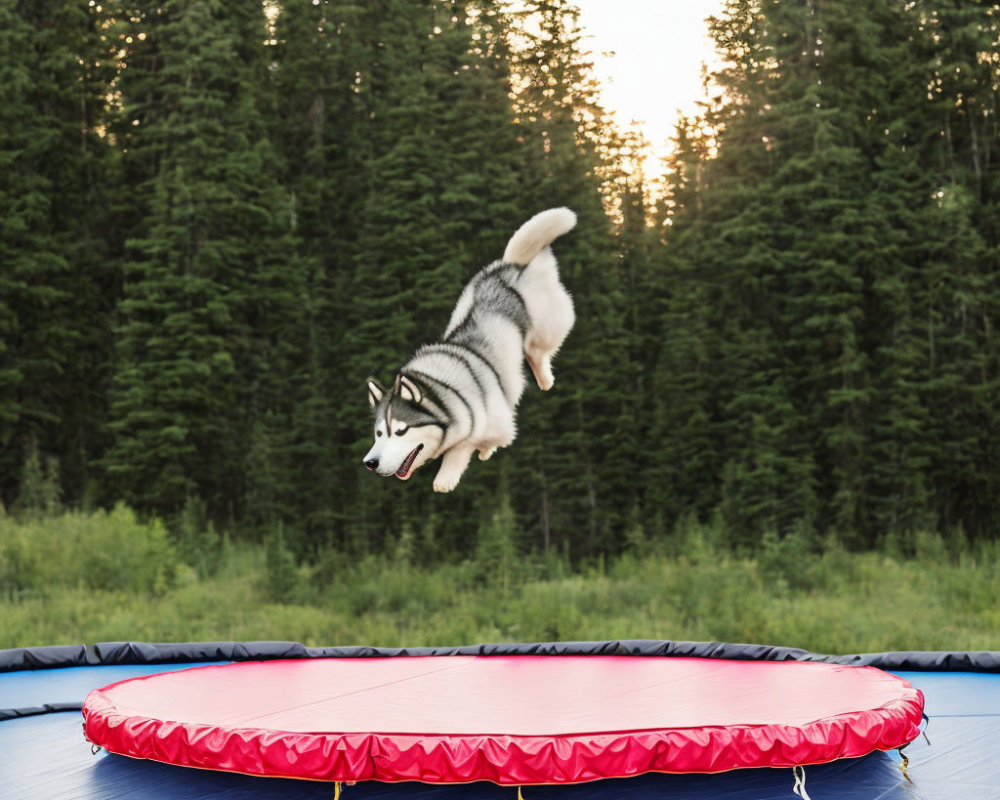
[367,377,385,409]
[397,373,423,404]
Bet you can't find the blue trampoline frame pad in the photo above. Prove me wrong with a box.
[2,640,999,800]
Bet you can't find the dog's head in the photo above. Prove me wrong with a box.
[363,374,445,480]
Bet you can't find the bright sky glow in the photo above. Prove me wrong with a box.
[574,0,725,177]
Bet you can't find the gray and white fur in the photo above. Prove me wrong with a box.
[364,207,577,492]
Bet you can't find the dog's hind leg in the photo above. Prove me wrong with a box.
[525,310,571,390]
[518,251,575,392]
[433,443,477,493]
[525,350,555,392]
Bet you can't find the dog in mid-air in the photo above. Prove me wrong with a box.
[363,207,577,492]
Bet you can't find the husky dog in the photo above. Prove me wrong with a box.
[363,207,577,492]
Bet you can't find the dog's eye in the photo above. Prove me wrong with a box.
[395,426,408,436]
[376,430,382,438]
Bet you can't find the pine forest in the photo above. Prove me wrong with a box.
[2,0,999,580]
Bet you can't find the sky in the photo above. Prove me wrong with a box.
[573,0,725,176]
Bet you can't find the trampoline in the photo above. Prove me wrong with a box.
[4,639,1000,799]
[81,655,923,785]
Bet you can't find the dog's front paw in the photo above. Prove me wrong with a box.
[478,446,496,461]
[433,475,460,493]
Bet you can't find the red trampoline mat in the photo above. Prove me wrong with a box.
[83,655,924,785]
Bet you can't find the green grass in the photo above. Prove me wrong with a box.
[2,508,998,652]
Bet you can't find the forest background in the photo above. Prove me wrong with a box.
[1,0,998,652]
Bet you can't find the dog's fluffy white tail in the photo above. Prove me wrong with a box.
[503,207,577,266]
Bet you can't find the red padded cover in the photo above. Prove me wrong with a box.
[82,656,924,784]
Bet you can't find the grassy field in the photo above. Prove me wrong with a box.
[2,506,999,653]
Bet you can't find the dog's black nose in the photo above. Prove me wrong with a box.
[364,458,379,471]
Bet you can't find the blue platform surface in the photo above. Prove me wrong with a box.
[1,650,998,799]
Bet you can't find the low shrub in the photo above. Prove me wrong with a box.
[0,505,179,597]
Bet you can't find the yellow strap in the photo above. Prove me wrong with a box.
[517,787,524,800]
[333,781,341,800]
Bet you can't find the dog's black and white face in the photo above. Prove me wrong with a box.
[363,375,445,480]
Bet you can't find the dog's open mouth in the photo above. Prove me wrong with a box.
[395,444,424,479]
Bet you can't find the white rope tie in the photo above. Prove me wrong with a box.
[792,765,813,800]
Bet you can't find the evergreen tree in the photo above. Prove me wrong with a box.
[0,0,119,508]
[658,0,936,542]
[502,0,634,558]
[104,0,301,524]
[333,0,530,555]
[908,0,1000,537]
[264,1,372,550]
[655,0,1000,544]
